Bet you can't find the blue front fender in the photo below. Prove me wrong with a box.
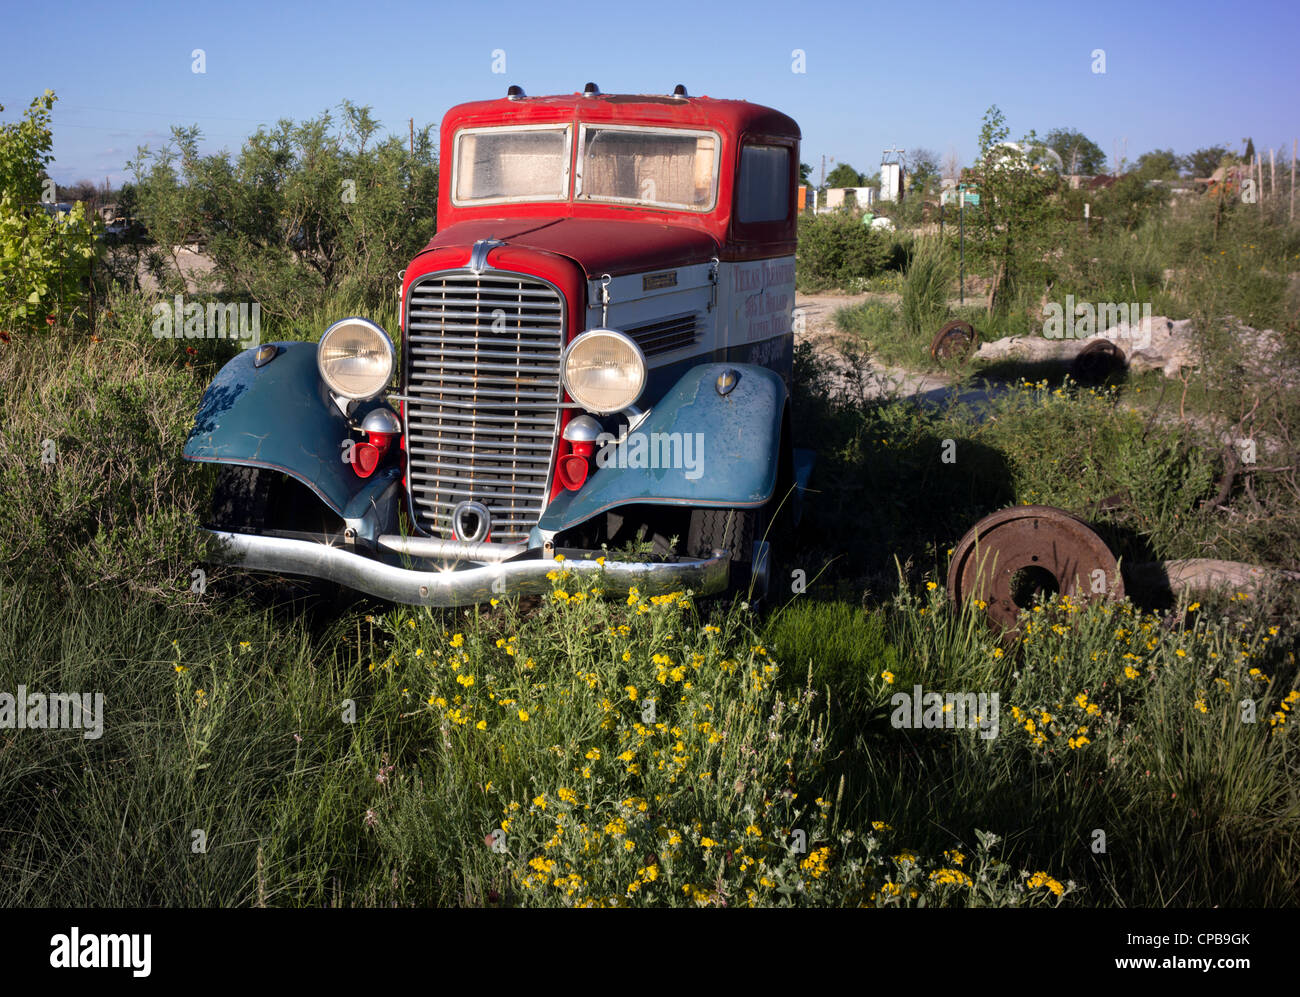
[537,362,787,535]
[182,342,391,517]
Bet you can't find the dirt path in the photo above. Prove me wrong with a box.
[794,291,959,402]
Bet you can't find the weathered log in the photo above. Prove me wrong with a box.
[1126,559,1300,601]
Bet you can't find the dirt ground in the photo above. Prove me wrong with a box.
[794,291,961,402]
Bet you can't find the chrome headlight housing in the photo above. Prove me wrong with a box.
[562,328,647,415]
[317,318,395,401]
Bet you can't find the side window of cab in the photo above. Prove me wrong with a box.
[737,144,792,222]
[732,141,796,245]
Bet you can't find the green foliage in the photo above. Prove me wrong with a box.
[825,162,865,189]
[968,106,1066,311]
[4,539,1294,906]
[900,237,954,339]
[0,92,101,335]
[795,213,895,291]
[1043,127,1107,175]
[1133,148,1185,181]
[1185,145,1232,179]
[129,102,437,321]
[0,313,214,605]
[906,147,939,192]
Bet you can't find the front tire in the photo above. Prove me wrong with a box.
[688,504,771,604]
[207,464,349,610]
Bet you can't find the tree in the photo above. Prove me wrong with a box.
[1186,145,1231,179]
[130,102,438,318]
[1042,127,1106,175]
[1133,149,1184,180]
[799,161,813,187]
[942,147,962,180]
[970,105,1064,314]
[825,162,865,188]
[0,91,100,335]
[906,147,940,188]
[978,105,1010,159]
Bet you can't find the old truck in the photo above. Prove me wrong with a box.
[183,83,812,607]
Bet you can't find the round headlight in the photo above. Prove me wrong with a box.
[318,318,395,400]
[562,329,646,415]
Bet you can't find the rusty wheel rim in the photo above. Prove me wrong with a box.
[1070,339,1126,384]
[930,320,978,362]
[947,504,1123,631]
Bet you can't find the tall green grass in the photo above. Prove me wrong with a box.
[900,237,956,340]
[2,559,1294,907]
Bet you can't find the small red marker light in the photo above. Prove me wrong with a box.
[351,408,401,479]
[557,453,589,490]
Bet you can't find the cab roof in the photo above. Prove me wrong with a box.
[435,89,801,260]
[441,90,800,139]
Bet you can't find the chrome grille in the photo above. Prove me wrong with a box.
[404,270,565,542]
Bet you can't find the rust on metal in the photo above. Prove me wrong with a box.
[946,504,1123,630]
[930,319,979,361]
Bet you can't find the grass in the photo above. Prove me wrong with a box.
[3,195,1299,907]
[3,549,1295,907]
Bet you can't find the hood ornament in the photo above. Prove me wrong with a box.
[469,238,506,275]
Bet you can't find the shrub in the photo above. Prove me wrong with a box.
[129,101,437,322]
[796,213,894,292]
[0,317,216,605]
[0,92,101,336]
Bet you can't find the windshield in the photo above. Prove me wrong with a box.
[453,126,571,204]
[577,126,718,211]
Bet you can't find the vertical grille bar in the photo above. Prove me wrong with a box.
[403,270,565,542]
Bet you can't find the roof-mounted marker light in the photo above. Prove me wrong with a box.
[583,82,600,97]
[507,85,525,99]
[672,84,688,97]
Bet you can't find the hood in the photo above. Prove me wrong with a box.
[418,217,719,278]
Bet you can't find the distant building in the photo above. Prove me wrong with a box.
[824,186,877,211]
[880,163,904,202]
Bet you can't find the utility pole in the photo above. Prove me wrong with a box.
[410,118,414,158]
[959,190,965,305]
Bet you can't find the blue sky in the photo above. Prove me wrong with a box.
[3,0,1297,187]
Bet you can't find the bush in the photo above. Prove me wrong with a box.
[0,92,100,336]
[796,213,895,292]
[129,101,437,322]
[0,314,216,605]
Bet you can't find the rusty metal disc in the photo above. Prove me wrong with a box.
[930,320,978,362]
[1070,339,1126,384]
[947,504,1123,630]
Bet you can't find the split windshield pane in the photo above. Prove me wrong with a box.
[578,128,717,211]
[454,127,570,203]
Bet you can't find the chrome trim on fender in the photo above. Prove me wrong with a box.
[206,530,729,607]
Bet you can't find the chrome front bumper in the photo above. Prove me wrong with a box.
[207,530,730,607]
